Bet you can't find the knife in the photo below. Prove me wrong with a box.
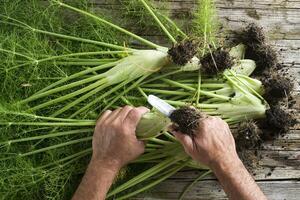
[147,95,176,117]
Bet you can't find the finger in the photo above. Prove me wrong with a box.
[118,105,133,121]
[105,107,122,123]
[138,140,146,149]
[136,140,146,156]
[97,110,112,124]
[124,106,149,128]
[172,132,193,149]
[168,124,179,133]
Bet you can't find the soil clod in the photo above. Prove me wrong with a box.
[235,23,278,72]
[261,71,293,103]
[168,39,199,66]
[240,23,266,45]
[265,105,295,133]
[246,44,278,72]
[236,121,262,150]
[200,48,234,75]
[169,106,205,136]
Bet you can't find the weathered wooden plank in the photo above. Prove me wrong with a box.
[261,133,300,151]
[172,149,300,181]
[92,1,300,33]
[90,0,300,199]
[174,165,300,181]
[92,0,300,9]
[133,180,300,200]
[93,0,300,39]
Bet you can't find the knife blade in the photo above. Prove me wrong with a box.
[147,95,176,117]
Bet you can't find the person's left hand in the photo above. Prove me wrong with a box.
[91,106,149,170]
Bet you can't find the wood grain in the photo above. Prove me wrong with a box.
[92,0,300,199]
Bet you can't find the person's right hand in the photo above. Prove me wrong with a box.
[169,116,239,168]
[92,106,148,171]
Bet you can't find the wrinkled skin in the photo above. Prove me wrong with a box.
[170,116,237,168]
[92,106,148,168]
[170,116,267,200]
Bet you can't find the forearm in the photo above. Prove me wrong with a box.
[72,159,119,200]
[212,157,267,200]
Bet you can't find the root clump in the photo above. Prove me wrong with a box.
[261,71,293,103]
[169,106,205,136]
[265,105,296,133]
[200,48,234,75]
[235,121,262,150]
[236,23,278,72]
[168,39,199,66]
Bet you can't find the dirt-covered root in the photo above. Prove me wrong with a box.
[261,70,294,103]
[235,23,279,72]
[200,48,234,75]
[169,106,205,136]
[246,44,278,72]
[168,39,199,66]
[264,105,296,134]
[239,23,266,46]
[235,121,262,150]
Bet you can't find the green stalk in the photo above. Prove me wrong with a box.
[228,70,265,101]
[100,75,149,114]
[54,59,118,66]
[0,48,34,61]
[22,61,118,99]
[20,74,105,104]
[139,145,187,164]
[61,58,114,62]
[143,83,224,89]
[146,143,163,148]
[107,157,181,197]
[52,0,160,49]
[34,28,130,50]
[19,137,92,157]
[70,80,130,117]
[116,163,186,200]
[148,138,173,145]
[163,132,177,142]
[134,153,168,163]
[196,70,202,105]
[120,96,132,105]
[179,170,212,200]
[29,79,107,111]
[38,148,92,169]
[0,14,131,51]
[2,129,93,145]
[141,88,191,96]
[141,69,183,85]
[137,87,148,99]
[0,137,93,162]
[224,74,259,103]
[0,111,87,122]
[51,82,110,117]
[138,0,176,43]
[0,13,32,29]
[165,100,219,109]
[161,78,230,101]
[198,83,225,88]
[42,51,129,60]
[0,121,95,127]
[8,51,127,70]
[156,12,187,38]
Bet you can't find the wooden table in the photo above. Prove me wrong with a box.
[95,0,300,199]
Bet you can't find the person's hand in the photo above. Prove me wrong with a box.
[170,116,239,168]
[91,106,149,170]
